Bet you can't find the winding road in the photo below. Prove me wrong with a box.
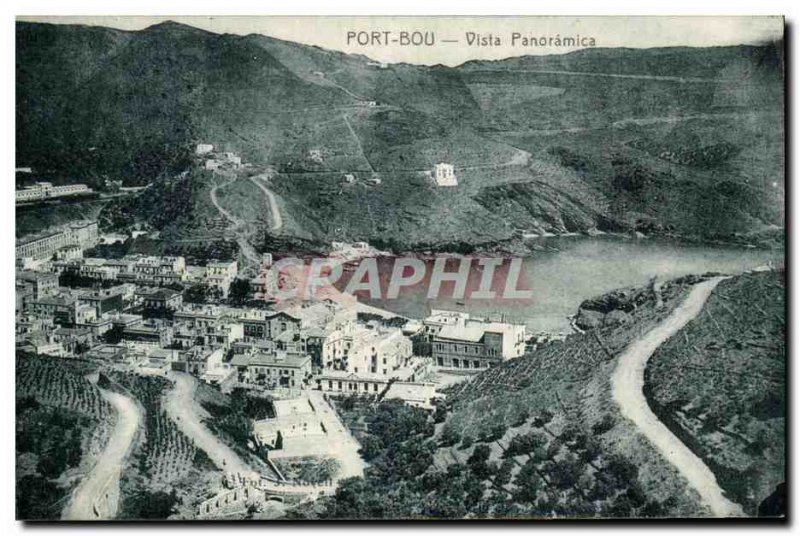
[163,373,359,498]
[249,174,283,232]
[208,170,283,276]
[611,277,744,517]
[64,389,142,520]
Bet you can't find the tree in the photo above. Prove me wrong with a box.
[467,444,492,479]
[494,459,514,488]
[504,432,547,458]
[532,410,554,428]
[439,423,461,447]
[229,278,251,305]
[184,283,211,304]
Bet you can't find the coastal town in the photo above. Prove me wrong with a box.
[14,16,785,523]
[15,209,538,517]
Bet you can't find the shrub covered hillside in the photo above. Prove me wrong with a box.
[646,269,786,515]
[16,355,113,520]
[18,21,784,250]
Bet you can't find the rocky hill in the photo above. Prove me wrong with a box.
[17,21,784,250]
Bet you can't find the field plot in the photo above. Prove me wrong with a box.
[16,356,113,520]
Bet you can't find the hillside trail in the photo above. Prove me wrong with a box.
[63,389,142,520]
[249,172,283,232]
[208,170,263,276]
[611,276,745,517]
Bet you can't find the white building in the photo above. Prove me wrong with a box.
[424,310,527,369]
[15,182,94,203]
[15,220,99,261]
[433,163,457,186]
[322,321,412,376]
[195,143,214,155]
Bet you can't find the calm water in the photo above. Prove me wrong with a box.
[363,236,783,333]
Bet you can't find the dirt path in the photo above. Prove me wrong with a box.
[611,277,744,517]
[249,174,283,232]
[341,113,375,172]
[64,390,142,520]
[209,177,240,226]
[208,173,261,273]
[164,372,259,480]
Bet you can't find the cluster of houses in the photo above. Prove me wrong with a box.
[15,220,99,268]
[17,255,529,404]
[49,255,239,297]
[16,218,533,463]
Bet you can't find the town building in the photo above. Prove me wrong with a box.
[137,287,184,311]
[384,381,441,411]
[317,356,429,396]
[15,220,99,261]
[425,310,527,369]
[195,143,214,155]
[16,270,58,300]
[77,287,126,316]
[121,322,174,347]
[231,351,311,388]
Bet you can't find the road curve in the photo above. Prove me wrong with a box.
[611,277,744,518]
[64,389,142,520]
[249,174,283,232]
[164,372,259,479]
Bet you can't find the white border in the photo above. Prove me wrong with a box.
[2,1,795,535]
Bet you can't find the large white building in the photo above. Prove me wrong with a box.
[433,163,457,186]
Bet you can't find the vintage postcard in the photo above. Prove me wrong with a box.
[14,15,785,521]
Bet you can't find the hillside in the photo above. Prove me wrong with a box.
[16,355,114,520]
[645,269,786,515]
[295,275,716,519]
[297,270,784,519]
[17,21,784,250]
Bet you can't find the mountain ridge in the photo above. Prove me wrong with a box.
[17,20,784,250]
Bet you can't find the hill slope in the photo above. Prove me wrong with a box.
[17,21,784,249]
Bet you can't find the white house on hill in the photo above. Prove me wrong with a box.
[433,163,457,186]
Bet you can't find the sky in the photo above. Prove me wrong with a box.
[17,15,784,66]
